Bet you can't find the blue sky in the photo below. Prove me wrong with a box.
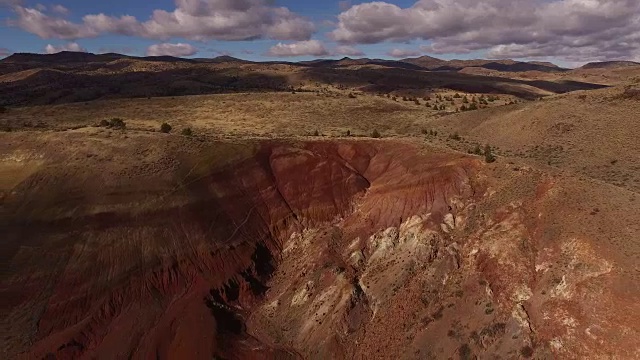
[1,0,638,66]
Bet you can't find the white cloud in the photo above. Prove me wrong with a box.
[267,40,330,57]
[334,45,364,56]
[146,42,197,57]
[44,42,86,54]
[9,0,315,41]
[51,4,69,16]
[331,0,640,62]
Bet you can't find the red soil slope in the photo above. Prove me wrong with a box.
[2,140,478,359]
[4,137,638,359]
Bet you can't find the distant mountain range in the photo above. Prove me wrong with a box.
[0,51,625,107]
[2,51,638,73]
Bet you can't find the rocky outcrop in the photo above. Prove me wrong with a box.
[5,138,635,359]
[1,140,478,359]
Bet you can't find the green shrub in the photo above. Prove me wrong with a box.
[181,127,193,136]
[313,129,320,136]
[449,133,462,141]
[484,144,497,163]
[473,144,483,155]
[160,122,172,133]
[109,118,126,130]
[371,129,382,138]
[99,119,110,127]
[348,93,357,99]
[454,93,461,98]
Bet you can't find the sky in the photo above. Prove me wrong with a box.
[1,0,639,67]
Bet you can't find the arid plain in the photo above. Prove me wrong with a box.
[1,53,639,359]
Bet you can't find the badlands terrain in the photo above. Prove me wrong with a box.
[1,53,639,359]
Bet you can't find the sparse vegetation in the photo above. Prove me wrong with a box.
[160,122,172,133]
[484,144,497,163]
[2,52,640,360]
[470,144,483,155]
[107,118,126,130]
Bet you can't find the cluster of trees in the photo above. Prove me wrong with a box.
[97,118,193,136]
[312,129,382,138]
[469,144,497,163]
[161,123,193,136]
[381,91,514,112]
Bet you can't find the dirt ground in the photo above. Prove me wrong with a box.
[1,74,639,359]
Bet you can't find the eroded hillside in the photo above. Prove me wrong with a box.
[2,129,638,359]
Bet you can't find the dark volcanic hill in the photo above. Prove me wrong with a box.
[0,51,607,106]
[580,61,640,69]
[402,56,566,72]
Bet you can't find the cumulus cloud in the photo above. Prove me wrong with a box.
[334,45,364,56]
[146,43,197,57]
[9,0,315,41]
[267,40,330,57]
[387,48,421,58]
[51,4,69,16]
[331,0,640,61]
[44,42,86,54]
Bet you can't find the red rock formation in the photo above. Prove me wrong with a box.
[2,140,478,359]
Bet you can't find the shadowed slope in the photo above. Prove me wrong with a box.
[1,138,477,359]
